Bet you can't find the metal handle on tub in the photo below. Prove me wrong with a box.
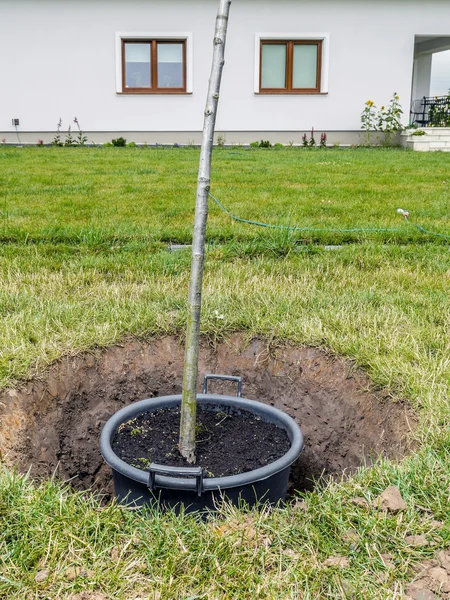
[202,374,243,397]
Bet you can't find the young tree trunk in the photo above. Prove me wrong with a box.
[179,0,232,463]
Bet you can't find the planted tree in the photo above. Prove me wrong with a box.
[179,0,232,464]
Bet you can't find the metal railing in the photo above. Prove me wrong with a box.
[410,95,450,127]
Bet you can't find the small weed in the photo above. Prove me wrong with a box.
[216,132,226,147]
[52,118,63,147]
[64,126,75,147]
[135,456,152,469]
[73,117,88,146]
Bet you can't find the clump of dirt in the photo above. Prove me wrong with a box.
[0,334,416,498]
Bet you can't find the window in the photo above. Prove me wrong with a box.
[121,39,187,93]
[259,39,323,94]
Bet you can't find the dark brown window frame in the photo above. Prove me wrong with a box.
[259,40,322,94]
[121,39,187,94]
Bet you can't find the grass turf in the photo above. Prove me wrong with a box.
[0,146,449,598]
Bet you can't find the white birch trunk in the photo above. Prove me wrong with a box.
[179,0,232,463]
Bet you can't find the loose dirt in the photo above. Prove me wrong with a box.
[112,404,291,477]
[0,334,416,498]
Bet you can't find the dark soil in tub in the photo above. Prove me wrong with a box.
[0,334,416,498]
[112,404,291,477]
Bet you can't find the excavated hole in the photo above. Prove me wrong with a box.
[0,334,416,500]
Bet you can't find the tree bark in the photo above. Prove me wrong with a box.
[179,0,232,463]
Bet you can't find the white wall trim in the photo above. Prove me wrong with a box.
[115,32,193,94]
[254,32,330,94]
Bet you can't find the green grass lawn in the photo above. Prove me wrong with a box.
[0,146,450,599]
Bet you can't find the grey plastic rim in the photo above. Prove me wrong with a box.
[100,395,304,493]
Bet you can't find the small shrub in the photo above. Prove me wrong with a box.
[127,142,137,147]
[302,133,308,147]
[111,137,127,147]
[308,128,316,147]
[273,143,284,149]
[103,142,113,147]
[411,129,426,136]
[320,132,327,147]
[250,140,272,148]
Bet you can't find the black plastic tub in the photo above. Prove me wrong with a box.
[100,393,304,513]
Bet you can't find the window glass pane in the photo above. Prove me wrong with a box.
[125,43,151,88]
[157,43,184,88]
[261,44,286,88]
[293,44,318,89]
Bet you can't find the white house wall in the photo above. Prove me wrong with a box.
[2,0,450,139]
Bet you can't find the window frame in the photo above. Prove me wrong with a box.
[115,32,193,95]
[259,40,322,94]
[254,33,329,95]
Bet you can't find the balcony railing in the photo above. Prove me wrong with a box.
[411,95,450,127]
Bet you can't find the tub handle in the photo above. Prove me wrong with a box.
[202,374,243,397]
[148,463,204,497]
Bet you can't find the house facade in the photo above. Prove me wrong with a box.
[1,0,450,145]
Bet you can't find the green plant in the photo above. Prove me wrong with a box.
[273,143,284,149]
[216,132,226,147]
[378,93,403,146]
[127,142,137,148]
[250,140,272,148]
[73,117,88,146]
[64,126,75,147]
[102,142,113,147]
[360,100,378,145]
[428,93,450,127]
[52,118,63,147]
[302,133,308,147]
[411,129,426,137]
[320,132,327,148]
[308,128,316,147]
[111,137,127,147]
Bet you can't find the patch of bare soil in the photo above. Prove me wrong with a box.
[405,551,450,599]
[0,334,416,498]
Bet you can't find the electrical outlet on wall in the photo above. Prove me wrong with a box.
[12,118,19,126]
